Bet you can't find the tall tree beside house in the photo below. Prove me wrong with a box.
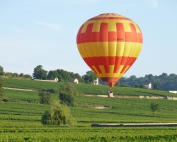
[57,69,70,81]
[33,65,48,80]
[82,71,97,83]
[70,72,84,83]
[47,70,58,80]
[0,66,4,76]
[0,78,4,98]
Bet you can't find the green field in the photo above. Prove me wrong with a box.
[1,78,177,141]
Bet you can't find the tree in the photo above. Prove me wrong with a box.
[154,82,158,89]
[24,74,32,79]
[0,78,4,98]
[20,73,24,78]
[12,73,19,77]
[0,66,4,75]
[59,82,83,106]
[41,101,77,126]
[83,71,97,83]
[4,72,12,77]
[47,70,58,80]
[59,91,74,106]
[70,72,84,83]
[57,69,70,81]
[150,103,159,115]
[33,65,48,79]
[38,91,51,105]
[59,82,83,96]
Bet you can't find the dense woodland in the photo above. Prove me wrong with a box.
[0,65,177,91]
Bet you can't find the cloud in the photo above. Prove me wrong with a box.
[35,22,60,30]
[148,0,158,7]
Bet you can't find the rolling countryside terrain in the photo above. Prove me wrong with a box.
[1,77,177,141]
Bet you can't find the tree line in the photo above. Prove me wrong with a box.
[1,65,177,90]
[0,65,32,79]
[33,65,97,83]
[0,65,97,83]
[117,73,177,91]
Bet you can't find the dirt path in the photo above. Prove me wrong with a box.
[85,94,177,101]
[3,87,34,92]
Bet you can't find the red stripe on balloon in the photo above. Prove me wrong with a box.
[83,56,137,74]
[76,23,143,44]
[101,77,120,87]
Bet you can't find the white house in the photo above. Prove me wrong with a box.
[93,78,99,85]
[70,78,79,84]
[143,82,152,89]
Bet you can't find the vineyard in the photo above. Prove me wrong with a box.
[1,77,175,96]
[1,77,177,141]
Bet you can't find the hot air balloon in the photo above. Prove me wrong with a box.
[76,13,143,93]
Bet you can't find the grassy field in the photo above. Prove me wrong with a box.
[1,77,177,141]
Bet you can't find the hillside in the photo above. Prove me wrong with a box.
[1,77,176,97]
[1,77,177,141]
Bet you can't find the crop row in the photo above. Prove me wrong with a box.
[0,127,177,142]
[1,96,177,126]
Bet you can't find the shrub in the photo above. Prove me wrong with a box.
[41,101,76,126]
[47,88,59,94]
[38,91,51,105]
[0,78,4,98]
[150,103,159,115]
[59,82,83,96]
[59,91,74,106]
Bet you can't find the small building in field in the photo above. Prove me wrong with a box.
[70,78,79,84]
[93,78,99,85]
[51,77,58,82]
[143,82,152,89]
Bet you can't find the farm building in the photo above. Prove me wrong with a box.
[93,78,99,85]
[70,78,79,84]
[50,77,58,82]
[143,82,152,89]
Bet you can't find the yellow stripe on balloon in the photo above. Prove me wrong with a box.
[77,42,142,58]
[99,65,106,74]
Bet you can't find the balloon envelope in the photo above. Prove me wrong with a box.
[76,13,143,88]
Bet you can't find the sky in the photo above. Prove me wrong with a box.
[0,0,177,77]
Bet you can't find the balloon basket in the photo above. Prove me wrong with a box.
[108,91,114,97]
